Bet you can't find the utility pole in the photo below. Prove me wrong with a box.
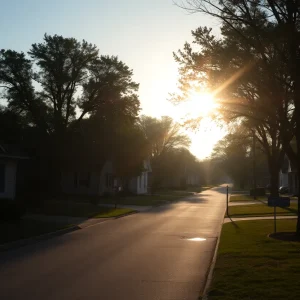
[226,185,229,216]
[252,130,257,200]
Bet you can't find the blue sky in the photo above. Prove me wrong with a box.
[0,0,225,158]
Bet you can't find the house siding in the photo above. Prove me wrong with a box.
[99,161,114,194]
[0,159,17,200]
[61,171,101,196]
[61,160,115,196]
[279,171,288,187]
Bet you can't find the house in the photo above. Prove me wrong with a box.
[61,160,115,196]
[288,159,299,196]
[128,159,152,194]
[0,144,28,201]
[186,173,201,186]
[279,155,289,187]
[61,158,152,196]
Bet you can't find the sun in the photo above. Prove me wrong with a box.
[169,91,217,123]
[187,92,216,116]
[175,91,217,120]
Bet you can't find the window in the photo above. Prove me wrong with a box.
[105,173,113,188]
[0,164,5,192]
[74,172,90,188]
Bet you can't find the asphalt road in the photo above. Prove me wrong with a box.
[0,186,226,300]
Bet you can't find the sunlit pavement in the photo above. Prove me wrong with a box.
[0,186,227,300]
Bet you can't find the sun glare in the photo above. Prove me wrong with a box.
[186,92,217,117]
[171,92,217,122]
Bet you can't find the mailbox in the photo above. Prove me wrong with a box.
[268,196,290,208]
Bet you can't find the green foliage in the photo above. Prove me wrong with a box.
[173,1,297,197]
[139,115,191,157]
[1,34,143,195]
[0,34,140,138]
[212,130,252,188]
[138,115,198,189]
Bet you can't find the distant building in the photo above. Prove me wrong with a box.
[0,144,28,201]
[288,159,299,195]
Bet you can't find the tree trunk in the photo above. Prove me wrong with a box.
[269,164,279,197]
[296,137,300,236]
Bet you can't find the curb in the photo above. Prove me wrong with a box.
[113,210,138,219]
[201,192,228,299]
[0,225,80,252]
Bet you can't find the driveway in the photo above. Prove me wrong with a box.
[0,186,226,300]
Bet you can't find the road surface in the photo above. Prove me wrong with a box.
[0,186,226,300]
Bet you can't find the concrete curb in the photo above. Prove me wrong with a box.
[0,225,80,252]
[113,210,138,219]
[201,191,229,300]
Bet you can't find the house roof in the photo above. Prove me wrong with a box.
[0,143,29,160]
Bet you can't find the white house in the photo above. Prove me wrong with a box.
[288,159,299,195]
[128,159,152,194]
[61,161,115,196]
[61,158,152,196]
[279,155,289,187]
[0,144,28,201]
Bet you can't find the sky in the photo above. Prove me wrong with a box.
[0,0,226,159]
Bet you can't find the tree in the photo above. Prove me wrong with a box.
[0,34,141,195]
[174,0,300,233]
[138,115,191,189]
[0,34,140,137]
[212,129,252,189]
[139,115,191,158]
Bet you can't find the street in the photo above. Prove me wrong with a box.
[0,186,226,300]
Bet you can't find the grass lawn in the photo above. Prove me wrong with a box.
[0,219,68,245]
[99,195,181,206]
[208,219,300,300]
[228,202,297,217]
[98,190,200,206]
[230,194,298,202]
[92,207,134,218]
[230,194,267,202]
[34,201,135,218]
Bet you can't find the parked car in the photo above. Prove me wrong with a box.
[279,186,289,194]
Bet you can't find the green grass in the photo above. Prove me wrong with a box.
[230,194,298,202]
[34,201,135,218]
[208,219,300,300]
[92,208,134,218]
[230,194,267,202]
[229,203,297,217]
[99,195,179,206]
[99,192,195,206]
[0,219,68,245]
